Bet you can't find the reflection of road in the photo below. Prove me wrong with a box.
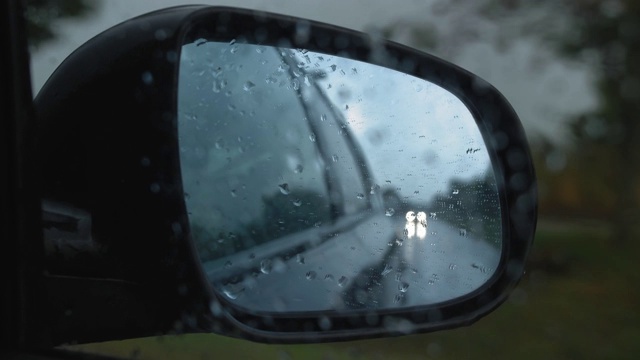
[210,213,500,313]
[349,218,501,309]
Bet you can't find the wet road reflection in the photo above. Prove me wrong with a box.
[209,213,500,313]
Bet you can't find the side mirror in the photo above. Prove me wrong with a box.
[35,6,536,344]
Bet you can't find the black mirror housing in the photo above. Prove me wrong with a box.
[35,6,536,345]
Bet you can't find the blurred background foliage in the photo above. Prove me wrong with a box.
[26,0,640,358]
[24,0,95,48]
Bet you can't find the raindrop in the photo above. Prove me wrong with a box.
[381,264,393,276]
[296,254,305,264]
[141,71,153,85]
[212,79,227,93]
[260,259,272,274]
[394,294,404,303]
[309,133,316,142]
[293,199,302,207]
[324,274,334,281]
[356,193,365,199]
[449,263,457,270]
[221,284,244,300]
[452,189,460,195]
[320,114,327,122]
[385,208,395,217]
[294,164,304,173]
[292,78,300,91]
[306,271,316,280]
[395,273,402,282]
[278,183,290,195]
[318,316,332,330]
[224,261,232,268]
[459,228,467,237]
[338,276,349,287]
[243,81,255,91]
[398,282,409,292]
[331,154,339,162]
[370,184,381,194]
[277,64,289,72]
[230,189,237,197]
[429,212,437,219]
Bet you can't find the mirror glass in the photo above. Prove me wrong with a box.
[177,39,502,312]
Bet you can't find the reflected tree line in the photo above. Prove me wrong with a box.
[194,172,500,262]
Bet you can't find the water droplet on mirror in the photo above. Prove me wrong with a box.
[452,189,460,195]
[395,273,402,282]
[324,274,334,281]
[394,294,404,303]
[230,189,237,197]
[278,183,290,195]
[331,154,339,162]
[294,164,304,173]
[370,184,380,194]
[222,284,244,299]
[309,133,316,142]
[212,79,227,93]
[459,228,467,237]
[320,114,327,122]
[338,276,349,287]
[296,254,305,264]
[356,193,365,200]
[385,208,395,217]
[292,199,302,207]
[305,271,316,280]
[260,259,272,274]
[449,263,457,270]
[381,264,393,276]
[243,81,255,91]
[398,282,409,292]
[429,212,437,219]
[278,64,289,72]
[224,261,232,269]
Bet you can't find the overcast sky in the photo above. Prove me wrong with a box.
[30,0,597,145]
